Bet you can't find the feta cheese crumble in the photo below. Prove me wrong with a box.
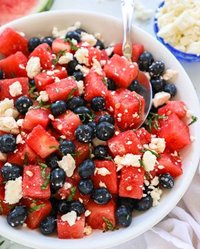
[37,91,49,102]
[76,80,85,95]
[153,91,171,108]
[114,154,141,170]
[58,53,73,65]
[0,98,18,118]
[142,151,157,172]
[57,154,76,177]
[95,167,111,176]
[81,32,97,46]
[0,117,19,134]
[74,47,89,66]
[61,211,77,226]
[26,56,41,79]
[9,81,22,97]
[5,177,23,204]
[150,187,163,207]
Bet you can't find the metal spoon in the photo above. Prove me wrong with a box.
[121,0,152,128]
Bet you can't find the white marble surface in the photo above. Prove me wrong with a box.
[0,0,199,248]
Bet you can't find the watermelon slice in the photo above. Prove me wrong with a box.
[0,0,54,25]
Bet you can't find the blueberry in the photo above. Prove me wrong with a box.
[66,96,85,111]
[163,84,177,97]
[65,31,81,42]
[73,70,84,81]
[78,159,95,179]
[58,200,71,214]
[29,79,35,87]
[75,125,94,143]
[107,78,117,90]
[74,106,92,123]
[116,205,132,227]
[7,206,27,227]
[50,168,65,191]
[59,140,75,155]
[41,36,54,47]
[49,197,59,216]
[15,96,33,115]
[138,51,154,71]
[95,39,105,50]
[117,197,136,212]
[70,200,85,216]
[46,153,60,170]
[128,80,146,96]
[75,28,87,34]
[91,97,105,112]
[96,122,115,141]
[94,145,108,159]
[0,69,5,79]
[87,121,97,137]
[98,114,114,125]
[0,134,16,153]
[67,58,78,75]
[50,100,67,117]
[1,163,22,181]
[151,78,166,94]
[149,61,165,77]
[78,179,94,195]
[40,216,56,235]
[91,187,112,204]
[134,195,153,211]
[28,37,41,52]
[159,173,174,189]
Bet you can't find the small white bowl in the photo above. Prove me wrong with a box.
[0,10,200,249]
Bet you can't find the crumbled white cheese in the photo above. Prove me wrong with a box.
[85,210,91,217]
[142,151,157,172]
[0,117,19,134]
[16,134,25,144]
[163,69,178,82]
[76,80,85,95]
[52,27,68,39]
[16,119,24,127]
[99,181,107,188]
[57,154,76,177]
[5,177,23,205]
[0,152,7,162]
[149,137,166,153]
[153,91,171,108]
[114,154,141,170]
[92,137,107,147]
[135,0,154,21]
[9,81,22,97]
[105,46,114,57]
[58,52,73,65]
[150,187,163,207]
[84,225,93,236]
[92,58,103,75]
[26,170,33,177]
[61,211,77,226]
[48,114,55,121]
[74,47,89,66]
[63,182,72,190]
[26,56,41,79]
[0,98,18,118]
[95,167,111,176]
[81,32,97,46]
[75,64,89,76]
[37,91,49,102]
[151,176,159,186]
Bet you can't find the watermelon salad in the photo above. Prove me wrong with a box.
[0,22,196,239]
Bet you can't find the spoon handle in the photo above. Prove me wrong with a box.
[121,0,135,61]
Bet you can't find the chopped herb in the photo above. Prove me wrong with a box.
[102,77,107,86]
[49,145,59,150]
[64,38,78,51]
[29,204,45,213]
[67,186,77,201]
[38,100,51,109]
[88,143,93,159]
[78,112,95,123]
[24,152,29,166]
[28,85,38,99]
[41,173,50,190]
[72,150,81,158]
[0,241,5,246]
[0,201,3,214]
[39,163,48,178]
[141,149,161,158]
[139,159,145,168]
[55,87,60,93]
[10,72,16,78]
[67,88,78,100]
[52,50,66,66]
[145,112,167,131]
[188,115,198,126]
[102,217,118,232]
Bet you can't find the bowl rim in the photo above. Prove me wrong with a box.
[0,9,200,249]
[154,1,200,62]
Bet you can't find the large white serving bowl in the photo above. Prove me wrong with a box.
[0,10,200,249]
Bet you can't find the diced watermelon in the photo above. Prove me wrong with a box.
[136,128,151,145]
[0,52,27,78]
[93,160,118,194]
[22,165,51,199]
[86,200,116,230]
[46,77,78,102]
[0,77,29,100]
[158,101,187,119]
[100,49,109,62]
[108,130,142,157]
[104,54,139,88]
[119,166,144,199]
[51,111,81,140]
[87,47,102,66]
[84,70,108,102]
[25,200,52,229]
[113,43,144,62]
[57,215,85,239]
[0,186,12,215]
[22,108,50,131]
[158,113,191,151]
[34,66,68,91]
[52,38,71,54]
[7,143,37,166]
[0,27,28,56]
[26,125,59,158]
[30,43,52,70]
[74,141,90,166]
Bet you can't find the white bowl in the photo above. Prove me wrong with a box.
[0,10,200,249]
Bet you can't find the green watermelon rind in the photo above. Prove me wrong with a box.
[36,0,54,12]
